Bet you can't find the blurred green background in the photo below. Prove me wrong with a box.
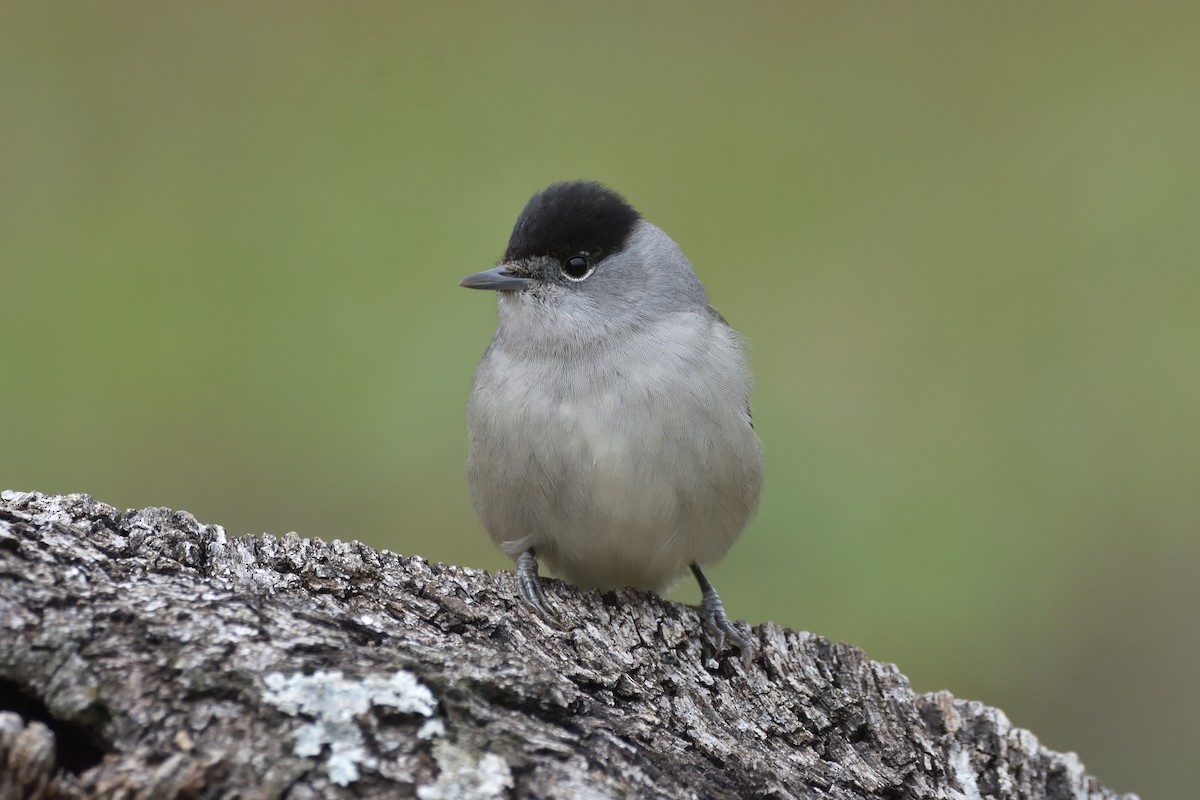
[2,2,1196,795]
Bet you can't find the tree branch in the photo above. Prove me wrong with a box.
[0,491,1135,799]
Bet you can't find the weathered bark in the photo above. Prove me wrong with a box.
[0,491,1134,800]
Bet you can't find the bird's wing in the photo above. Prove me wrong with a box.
[705,304,755,430]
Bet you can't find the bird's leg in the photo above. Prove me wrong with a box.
[691,563,755,666]
[516,549,559,627]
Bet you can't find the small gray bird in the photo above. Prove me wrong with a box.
[460,181,764,661]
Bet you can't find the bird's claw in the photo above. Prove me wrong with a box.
[516,549,560,628]
[692,564,755,667]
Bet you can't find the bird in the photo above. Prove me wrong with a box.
[459,180,764,662]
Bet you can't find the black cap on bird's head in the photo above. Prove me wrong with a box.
[504,181,641,263]
[460,181,642,292]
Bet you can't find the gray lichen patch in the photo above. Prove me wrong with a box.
[416,739,513,800]
[262,669,438,786]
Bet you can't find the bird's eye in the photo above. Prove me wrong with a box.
[562,255,593,281]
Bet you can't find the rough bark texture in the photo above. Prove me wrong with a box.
[0,491,1135,800]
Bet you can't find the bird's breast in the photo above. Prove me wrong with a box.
[467,314,762,591]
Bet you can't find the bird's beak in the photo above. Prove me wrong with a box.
[459,265,535,291]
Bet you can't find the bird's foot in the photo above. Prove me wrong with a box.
[516,549,560,628]
[691,564,755,667]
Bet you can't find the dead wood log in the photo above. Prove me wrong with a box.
[0,491,1135,799]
